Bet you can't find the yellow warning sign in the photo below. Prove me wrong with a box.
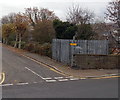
[70,43,77,46]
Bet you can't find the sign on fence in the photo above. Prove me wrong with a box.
[70,43,77,46]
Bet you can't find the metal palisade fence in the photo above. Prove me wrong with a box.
[52,39,109,65]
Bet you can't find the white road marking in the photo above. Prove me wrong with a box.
[54,77,63,79]
[25,67,44,79]
[0,84,13,86]
[101,74,110,77]
[58,79,68,81]
[46,80,56,82]
[80,78,86,80]
[65,76,74,78]
[70,78,79,80]
[42,77,52,80]
[17,83,28,85]
[110,74,118,76]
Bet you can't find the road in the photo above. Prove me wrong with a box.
[1,45,119,98]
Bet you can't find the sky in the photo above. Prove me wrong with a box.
[0,0,112,21]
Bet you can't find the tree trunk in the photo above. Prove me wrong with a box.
[18,33,22,49]
[5,39,8,45]
[14,33,18,48]
[3,38,6,44]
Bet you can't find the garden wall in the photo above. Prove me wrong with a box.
[73,54,120,69]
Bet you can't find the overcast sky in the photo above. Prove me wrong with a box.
[0,0,112,21]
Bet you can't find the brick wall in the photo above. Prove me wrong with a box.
[73,54,120,69]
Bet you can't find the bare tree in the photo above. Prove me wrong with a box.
[39,8,58,21]
[106,0,120,29]
[66,5,94,25]
[106,0,120,54]
[1,13,16,24]
[25,7,58,27]
[25,7,36,26]
[1,16,9,24]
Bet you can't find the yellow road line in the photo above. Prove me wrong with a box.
[21,54,67,77]
[0,73,5,84]
[49,68,67,76]
[92,76,120,79]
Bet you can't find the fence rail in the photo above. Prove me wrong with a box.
[52,39,109,65]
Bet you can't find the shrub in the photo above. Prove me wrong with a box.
[39,43,52,57]
[24,42,35,52]
[9,41,15,47]
[24,42,52,57]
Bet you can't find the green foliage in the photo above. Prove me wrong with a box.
[53,19,95,40]
[77,24,95,40]
[53,19,77,39]
[7,34,16,45]
[64,26,78,39]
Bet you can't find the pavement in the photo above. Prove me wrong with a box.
[4,44,119,79]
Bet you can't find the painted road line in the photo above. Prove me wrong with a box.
[110,74,118,76]
[65,76,74,78]
[22,54,51,69]
[21,54,67,76]
[0,73,5,84]
[17,82,29,85]
[101,74,114,77]
[58,79,69,82]
[79,78,86,80]
[21,55,47,67]
[49,68,66,76]
[92,76,120,79]
[42,77,52,80]
[0,84,13,87]
[70,78,79,81]
[54,77,63,79]
[25,67,44,79]
[46,80,56,82]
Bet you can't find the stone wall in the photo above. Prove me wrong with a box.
[73,54,120,69]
